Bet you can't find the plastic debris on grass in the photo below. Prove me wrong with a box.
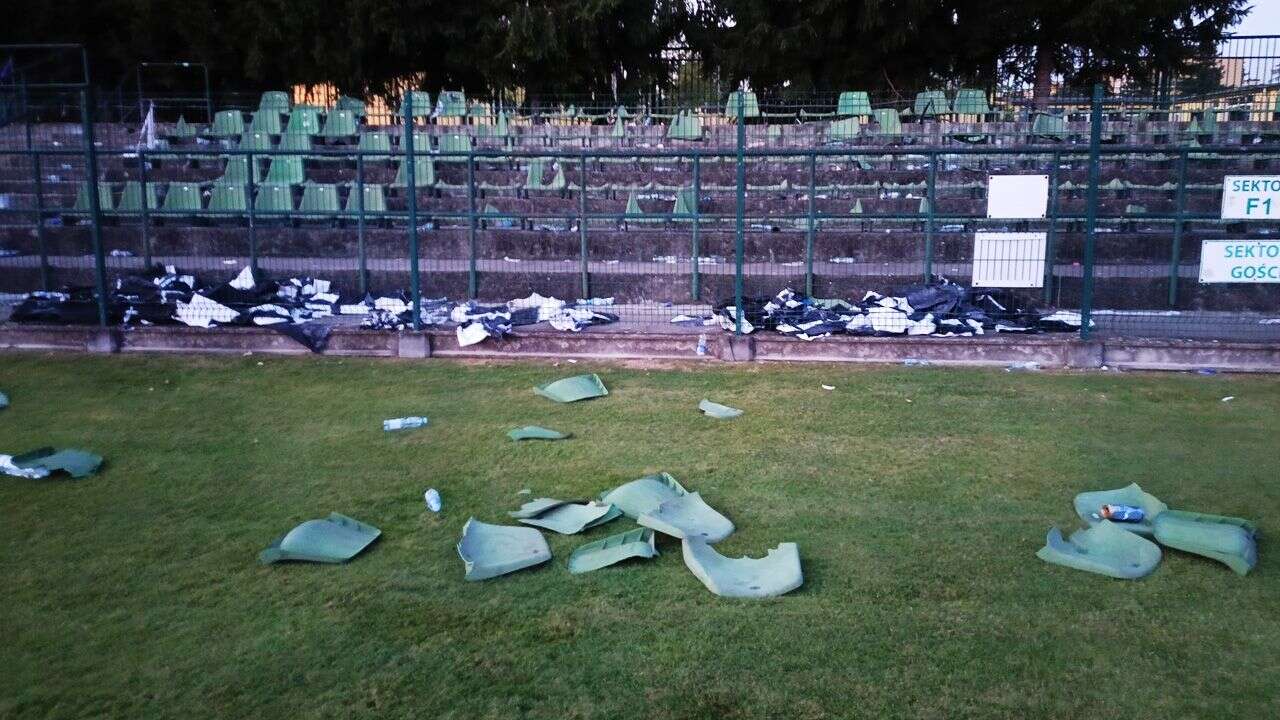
[1036,521,1162,580]
[0,391,7,409]
[1152,510,1258,576]
[568,528,658,574]
[2,447,103,479]
[259,513,381,564]
[534,374,608,403]
[682,538,804,598]
[457,518,552,581]
[508,426,571,441]
[601,472,734,543]
[699,399,743,419]
[508,498,622,534]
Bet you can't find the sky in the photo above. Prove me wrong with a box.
[1233,2,1280,35]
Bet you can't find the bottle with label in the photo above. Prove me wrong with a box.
[383,416,429,432]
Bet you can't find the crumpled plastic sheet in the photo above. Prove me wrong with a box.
[711,278,1089,340]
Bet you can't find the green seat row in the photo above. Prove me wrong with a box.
[70,180,387,218]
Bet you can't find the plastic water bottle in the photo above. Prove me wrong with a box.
[696,334,708,356]
[1101,504,1144,522]
[383,416,428,432]
[424,488,442,512]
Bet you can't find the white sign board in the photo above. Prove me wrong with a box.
[1199,240,1280,283]
[1221,176,1280,220]
[987,175,1048,219]
[972,232,1047,288]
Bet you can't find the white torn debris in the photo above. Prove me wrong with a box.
[0,454,49,479]
[457,322,490,347]
[174,294,239,327]
[230,265,256,291]
[509,293,565,322]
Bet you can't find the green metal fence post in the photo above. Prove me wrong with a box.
[1043,153,1060,302]
[32,150,51,291]
[404,92,422,330]
[356,150,368,296]
[1080,84,1104,340]
[468,151,479,299]
[923,151,937,282]
[805,152,816,296]
[579,153,589,299]
[734,91,746,334]
[138,151,153,267]
[80,86,109,327]
[246,150,258,274]
[1167,148,1189,306]
[691,154,701,300]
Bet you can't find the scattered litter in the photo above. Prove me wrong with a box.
[568,528,658,574]
[1100,504,1145,522]
[534,374,608,403]
[0,391,7,409]
[696,334,708,356]
[517,488,531,495]
[259,512,381,564]
[108,249,135,258]
[699,399,743,419]
[1221,396,1234,402]
[682,538,803,598]
[1,455,49,479]
[1036,521,1161,580]
[821,385,835,391]
[1074,483,1167,536]
[383,416,428,432]
[1006,361,1041,372]
[903,358,931,367]
[457,517,552,581]
[508,426,570,441]
[3,447,103,479]
[1196,368,1218,376]
[424,488,442,512]
[601,472,735,543]
[1153,510,1257,576]
[576,297,614,306]
[566,359,577,364]
[509,498,621,534]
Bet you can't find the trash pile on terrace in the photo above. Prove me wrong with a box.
[712,278,1086,340]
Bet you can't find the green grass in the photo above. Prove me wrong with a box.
[1,353,1278,719]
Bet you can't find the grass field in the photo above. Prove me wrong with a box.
[1,353,1277,719]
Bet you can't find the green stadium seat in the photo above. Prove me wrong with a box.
[393,156,436,187]
[207,110,245,139]
[523,159,565,192]
[169,116,198,139]
[239,131,274,153]
[160,182,203,216]
[335,95,366,117]
[828,118,861,141]
[953,89,992,117]
[1031,113,1068,141]
[400,130,433,152]
[285,106,322,136]
[726,91,761,119]
[868,109,902,136]
[436,91,467,117]
[624,190,659,224]
[1186,110,1218,137]
[115,181,160,214]
[436,133,472,161]
[72,182,115,213]
[297,183,340,220]
[319,109,359,139]
[265,156,305,185]
[206,183,249,218]
[250,110,283,134]
[342,183,387,218]
[913,90,950,118]
[667,111,702,140]
[254,183,294,218]
[277,133,313,156]
[673,187,697,223]
[221,156,262,185]
[850,198,863,214]
[611,116,626,139]
[357,131,393,162]
[402,90,432,117]
[837,91,873,117]
[259,91,291,113]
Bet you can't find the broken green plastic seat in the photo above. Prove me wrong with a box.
[265,156,305,185]
[953,89,991,116]
[436,91,467,117]
[250,110,283,135]
[1032,113,1068,140]
[115,181,160,214]
[534,373,608,403]
[208,110,245,138]
[10,447,103,478]
[357,131,392,161]
[683,538,803,598]
[667,111,703,141]
[836,91,873,116]
[913,90,950,117]
[869,109,902,136]
[828,117,862,141]
[508,426,570,441]
[673,188,697,223]
[523,159,565,192]
[1036,520,1162,580]
[239,131,274,153]
[297,183,340,220]
[726,91,761,119]
[335,95,366,117]
[401,90,432,117]
[624,191,660,224]
[1073,483,1169,537]
[285,106,321,136]
[160,182,203,215]
[207,183,249,217]
[393,157,436,187]
[258,512,380,564]
[602,472,734,543]
[509,499,621,535]
[320,109,358,139]
[72,182,115,213]
[436,133,472,162]
[601,472,689,518]
[457,518,552,581]
[341,183,387,217]
[569,528,658,574]
[258,90,291,113]
[699,399,743,419]
[1152,510,1257,576]
[254,183,294,217]
[220,156,262,185]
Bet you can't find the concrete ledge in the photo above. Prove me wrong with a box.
[1101,337,1280,373]
[427,328,711,360]
[752,333,1103,368]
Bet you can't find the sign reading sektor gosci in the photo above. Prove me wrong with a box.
[1200,178,1280,283]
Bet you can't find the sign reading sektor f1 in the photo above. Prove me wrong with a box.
[1221,176,1280,219]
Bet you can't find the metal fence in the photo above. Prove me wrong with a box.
[2,61,1280,342]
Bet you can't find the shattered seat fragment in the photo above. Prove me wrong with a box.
[4,447,103,479]
[508,498,621,534]
[259,512,381,564]
[699,399,743,419]
[601,472,734,543]
[682,538,803,598]
[1073,483,1169,537]
[568,528,659,574]
[1152,510,1257,576]
[534,374,608,403]
[507,426,570,441]
[457,518,552,580]
[1036,520,1162,579]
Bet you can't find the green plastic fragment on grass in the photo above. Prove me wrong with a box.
[508,426,570,441]
[509,498,621,534]
[599,472,689,518]
[533,374,608,403]
[11,447,103,478]
[1073,483,1168,537]
[1036,520,1162,580]
[258,512,381,564]
[699,399,743,419]
[0,391,7,409]
[682,538,803,598]
[1153,509,1258,576]
[602,472,734,542]
[457,517,552,581]
[568,528,658,574]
